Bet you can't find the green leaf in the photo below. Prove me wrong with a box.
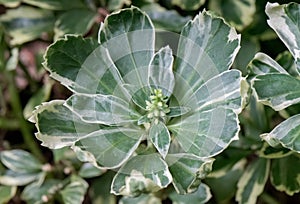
[21,180,61,204]
[74,126,144,169]
[149,121,171,158]
[178,70,243,113]
[261,114,300,153]
[248,52,289,76]
[169,183,212,204]
[258,142,293,159]
[148,46,175,97]
[120,194,161,204]
[171,0,206,11]
[23,81,53,119]
[209,0,256,30]
[79,163,106,178]
[168,107,239,158]
[29,100,100,149]
[54,9,97,40]
[65,94,139,125]
[172,10,240,107]
[44,35,126,95]
[108,0,131,11]
[0,170,44,186]
[111,153,172,196]
[266,2,300,64]
[270,154,300,195]
[22,0,86,10]
[0,185,17,204]
[236,158,270,204]
[205,159,246,203]
[0,150,42,173]
[167,106,191,118]
[252,73,300,111]
[89,171,117,204]
[166,153,214,194]
[60,176,89,204]
[98,7,154,89]
[142,3,191,32]
[0,6,55,45]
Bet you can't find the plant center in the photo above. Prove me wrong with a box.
[145,89,170,124]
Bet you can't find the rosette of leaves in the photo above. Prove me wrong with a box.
[30,7,243,196]
[248,2,300,196]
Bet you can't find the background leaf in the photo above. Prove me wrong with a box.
[270,154,300,195]
[261,114,300,153]
[236,158,270,204]
[0,6,55,45]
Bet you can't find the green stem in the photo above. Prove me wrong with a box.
[0,117,20,130]
[260,193,281,204]
[6,70,45,162]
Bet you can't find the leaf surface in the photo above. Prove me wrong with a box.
[166,153,214,194]
[236,158,270,204]
[149,121,171,158]
[261,114,300,153]
[111,153,172,196]
[270,154,300,195]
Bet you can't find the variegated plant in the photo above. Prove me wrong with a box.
[247,2,300,198]
[30,7,243,196]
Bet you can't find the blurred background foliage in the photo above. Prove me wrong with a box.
[0,0,300,203]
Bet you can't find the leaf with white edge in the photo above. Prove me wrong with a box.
[29,100,100,149]
[0,150,42,173]
[236,158,270,204]
[0,185,17,204]
[142,3,191,32]
[270,154,300,195]
[0,170,44,186]
[0,6,55,45]
[54,9,97,40]
[65,94,139,125]
[172,10,240,107]
[23,80,53,119]
[23,0,86,10]
[258,142,293,159]
[148,46,175,97]
[79,163,106,178]
[266,3,300,63]
[44,35,126,95]
[171,0,206,11]
[248,52,289,76]
[180,70,243,113]
[111,154,172,196]
[21,180,61,204]
[168,107,239,158]
[108,0,131,11]
[209,0,256,30]
[169,183,212,204]
[60,176,89,204]
[252,73,300,111]
[98,7,154,89]
[166,153,214,194]
[120,194,161,204]
[261,114,300,152]
[205,159,246,203]
[74,127,144,169]
[149,121,171,158]
[167,106,191,118]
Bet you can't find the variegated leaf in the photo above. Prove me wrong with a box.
[111,153,172,196]
[261,114,300,153]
